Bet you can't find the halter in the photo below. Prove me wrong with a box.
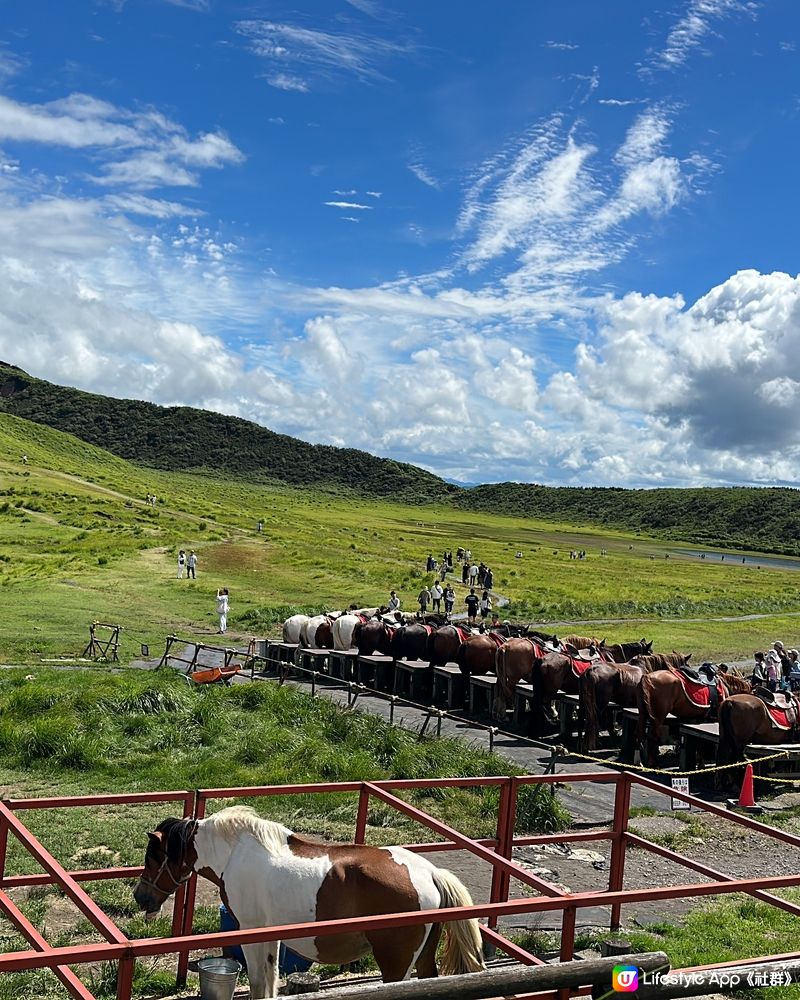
[139,820,198,895]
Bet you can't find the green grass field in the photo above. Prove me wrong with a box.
[5,411,800,993]
[3,412,800,664]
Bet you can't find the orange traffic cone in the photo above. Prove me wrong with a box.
[738,763,756,808]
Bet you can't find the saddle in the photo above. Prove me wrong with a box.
[753,686,800,730]
[670,666,723,711]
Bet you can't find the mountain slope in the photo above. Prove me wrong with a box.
[0,363,455,502]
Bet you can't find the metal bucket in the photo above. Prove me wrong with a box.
[197,956,242,1000]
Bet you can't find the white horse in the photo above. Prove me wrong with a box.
[282,615,309,644]
[301,614,331,648]
[134,806,485,1000]
[332,614,361,650]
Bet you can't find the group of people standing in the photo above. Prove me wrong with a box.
[416,582,456,616]
[753,640,800,691]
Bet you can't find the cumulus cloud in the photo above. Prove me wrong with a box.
[0,93,243,190]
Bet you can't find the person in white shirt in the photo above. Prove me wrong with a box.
[387,590,400,612]
[216,588,229,634]
[177,550,186,579]
[187,551,198,579]
[430,582,443,612]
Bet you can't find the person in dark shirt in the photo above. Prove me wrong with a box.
[464,588,479,625]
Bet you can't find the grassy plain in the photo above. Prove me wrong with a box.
[0,667,564,999]
[3,412,800,663]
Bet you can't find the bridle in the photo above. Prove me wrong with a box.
[139,819,198,896]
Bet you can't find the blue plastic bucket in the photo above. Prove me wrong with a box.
[219,904,313,974]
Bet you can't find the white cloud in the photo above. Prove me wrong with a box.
[345,0,382,16]
[649,0,757,72]
[544,41,579,51]
[408,160,440,189]
[0,93,243,191]
[324,200,372,209]
[237,19,411,86]
[366,190,382,198]
[105,193,205,218]
[266,73,309,93]
[0,47,25,81]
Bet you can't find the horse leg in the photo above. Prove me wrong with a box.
[241,940,279,999]
[370,926,428,982]
[414,923,442,979]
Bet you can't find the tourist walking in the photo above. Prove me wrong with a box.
[439,561,448,582]
[216,588,229,634]
[387,590,401,613]
[485,567,493,590]
[480,590,492,620]
[187,550,198,579]
[430,581,443,613]
[469,563,479,587]
[176,549,186,579]
[464,588,479,625]
[444,584,455,617]
[462,562,470,585]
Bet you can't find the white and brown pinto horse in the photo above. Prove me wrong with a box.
[134,806,484,999]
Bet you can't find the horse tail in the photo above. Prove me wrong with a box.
[493,644,509,719]
[717,697,743,766]
[432,868,485,976]
[581,668,600,752]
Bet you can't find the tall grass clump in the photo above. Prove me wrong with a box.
[0,668,568,841]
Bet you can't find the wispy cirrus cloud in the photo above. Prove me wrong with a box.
[236,19,412,88]
[456,106,703,290]
[408,159,440,189]
[324,200,372,209]
[266,73,309,93]
[648,0,757,72]
[544,40,579,51]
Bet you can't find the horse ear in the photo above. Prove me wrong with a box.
[148,832,164,848]
[686,652,692,662]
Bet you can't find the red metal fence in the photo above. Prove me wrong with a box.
[2,772,800,999]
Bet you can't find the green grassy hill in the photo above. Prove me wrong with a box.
[461,482,800,555]
[4,362,800,553]
[0,363,455,503]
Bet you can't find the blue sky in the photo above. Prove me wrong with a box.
[1,0,799,487]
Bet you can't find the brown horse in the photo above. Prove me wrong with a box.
[602,639,653,663]
[560,634,603,650]
[457,633,505,682]
[717,692,798,765]
[580,662,644,751]
[637,668,751,765]
[631,651,692,671]
[493,638,545,720]
[133,806,484,999]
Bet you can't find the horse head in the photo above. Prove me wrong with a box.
[133,817,198,920]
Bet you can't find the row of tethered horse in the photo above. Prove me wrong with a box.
[282,609,789,768]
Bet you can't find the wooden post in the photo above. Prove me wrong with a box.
[271,952,669,1000]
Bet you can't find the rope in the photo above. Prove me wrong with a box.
[548,744,794,777]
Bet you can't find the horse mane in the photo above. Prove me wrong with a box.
[207,806,289,856]
[154,817,198,863]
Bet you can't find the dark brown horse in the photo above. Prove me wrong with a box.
[580,662,644,751]
[353,620,394,656]
[392,623,433,661]
[717,692,798,766]
[637,668,751,765]
[427,624,471,668]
